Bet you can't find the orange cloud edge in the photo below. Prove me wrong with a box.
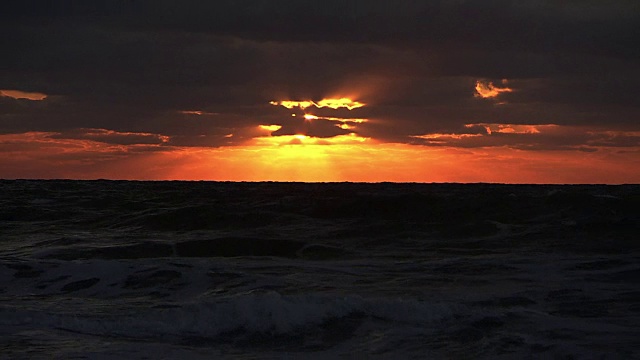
[0,89,48,101]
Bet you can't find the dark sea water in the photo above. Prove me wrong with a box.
[1,180,639,359]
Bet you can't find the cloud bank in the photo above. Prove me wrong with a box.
[1,1,639,181]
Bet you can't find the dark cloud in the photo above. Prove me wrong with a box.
[0,0,638,151]
[272,117,351,138]
[9,1,636,56]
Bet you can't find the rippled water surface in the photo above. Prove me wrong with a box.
[1,180,639,359]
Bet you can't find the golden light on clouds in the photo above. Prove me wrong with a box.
[474,80,513,99]
[316,98,365,110]
[270,100,316,110]
[266,98,369,139]
[466,123,559,135]
[0,89,48,101]
[1,92,636,184]
[413,123,567,146]
[270,97,366,110]
[338,123,356,130]
[259,124,283,132]
[302,113,367,124]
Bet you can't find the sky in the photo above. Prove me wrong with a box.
[1,0,639,183]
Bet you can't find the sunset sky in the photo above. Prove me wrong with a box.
[1,1,639,183]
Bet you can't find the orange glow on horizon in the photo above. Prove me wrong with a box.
[0,131,638,184]
[118,143,640,183]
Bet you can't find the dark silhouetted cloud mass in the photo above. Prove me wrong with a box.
[1,1,639,181]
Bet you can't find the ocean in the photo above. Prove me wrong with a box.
[1,180,638,359]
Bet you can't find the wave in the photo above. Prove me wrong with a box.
[3,181,639,257]
[2,292,457,345]
[37,238,350,260]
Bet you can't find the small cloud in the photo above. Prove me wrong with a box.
[51,128,169,145]
[412,133,483,141]
[259,124,283,132]
[474,80,513,99]
[337,123,355,130]
[467,123,559,135]
[179,110,218,116]
[0,89,48,101]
